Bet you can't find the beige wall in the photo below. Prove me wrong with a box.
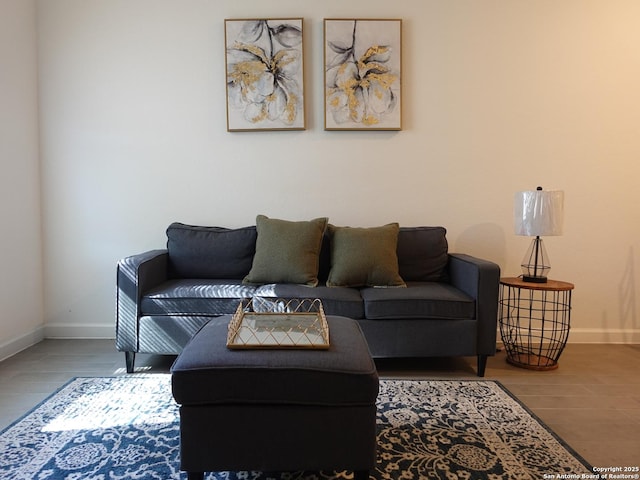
[4,0,640,352]
[0,0,44,358]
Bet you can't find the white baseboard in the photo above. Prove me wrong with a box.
[0,326,45,362]
[5,324,635,347]
[43,323,115,339]
[42,324,639,344]
[567,328,640,344]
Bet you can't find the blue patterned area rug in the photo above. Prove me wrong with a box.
[0,376,593,479]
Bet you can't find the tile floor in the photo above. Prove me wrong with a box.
[0,340,638,470]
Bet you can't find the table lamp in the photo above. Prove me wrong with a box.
[514,187,564,283]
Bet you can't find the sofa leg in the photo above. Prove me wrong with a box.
[477,354,487,377]
[125,351,135,374]
[187,473,204,480]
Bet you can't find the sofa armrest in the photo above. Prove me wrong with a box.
[447,253,500,356]
[116,249,169,353]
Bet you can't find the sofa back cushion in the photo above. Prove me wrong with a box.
[166,223,257,279]
[165,222,448,282]
[397,226,449,282]
[318,233,332,282]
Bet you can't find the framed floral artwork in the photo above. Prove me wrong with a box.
[225,18,305,131]
[324,19,402,131]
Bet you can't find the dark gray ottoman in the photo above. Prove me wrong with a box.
[170,315,379,480]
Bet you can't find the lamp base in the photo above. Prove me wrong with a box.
[521,237,551,282]
[522,275,548,283]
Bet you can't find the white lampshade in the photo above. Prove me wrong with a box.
[514,189,564,237]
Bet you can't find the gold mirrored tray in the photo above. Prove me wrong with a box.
[226,298,330,350]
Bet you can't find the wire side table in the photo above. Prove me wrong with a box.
[499,277,574,370]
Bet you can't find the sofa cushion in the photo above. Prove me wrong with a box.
[397,226,449,282]
[141,279,255,316]
[361,281,475,320]
[326,223,405,288]
[166,223,256,279]
[253,283,365,319]
[243,215,328,287]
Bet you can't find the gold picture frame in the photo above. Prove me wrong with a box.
[324,19,402,131]
[225,18,306,132]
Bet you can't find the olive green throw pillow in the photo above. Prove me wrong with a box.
[243,215,328,287]
[327,223,406,288]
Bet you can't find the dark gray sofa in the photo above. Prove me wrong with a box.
[116,221,500,376]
